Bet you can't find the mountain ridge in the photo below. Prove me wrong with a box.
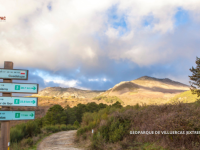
[33,76,190,103]
[134,76,189,87]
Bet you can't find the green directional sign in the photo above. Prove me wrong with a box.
[0,83,38,94]
[15,85,20,90]
[0,69,28,80]
[0,111,35,121]
[15,113,20,118]
[0,97,38,106]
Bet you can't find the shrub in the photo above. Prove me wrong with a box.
[60,124,67,130]
[24,137,33,146]
[73,120,80,127]
[26,120,41,137]
[93,95,107,100]
[82,134,87,140]
[43,125,60,133]
[66,124,78,130]
[10,127,24,142]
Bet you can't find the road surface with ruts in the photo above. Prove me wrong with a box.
[37,130,84,150]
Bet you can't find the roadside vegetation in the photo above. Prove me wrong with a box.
[76,100,200,150]
[9,57,200,150]
[10,102,109,150]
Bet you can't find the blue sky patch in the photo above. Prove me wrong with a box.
[142,14,159,29]
[106,5,129,36]
[143,14,155,27]
[174,7,190,26]
[47,2,52,11]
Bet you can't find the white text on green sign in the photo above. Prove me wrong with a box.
[0,69,28,80]
[0,83,38,94]
[0,97,37,106]
[0,111,35,121]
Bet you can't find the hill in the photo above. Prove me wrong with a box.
[27,76,191,112]
[32,87,105,99]
[97,76,190,105]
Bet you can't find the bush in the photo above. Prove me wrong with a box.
[44,104,67,125]
[73,120,80,127]
[43,125,61,133]
[24,137,33,146]
[93,95,107,100]
[66,124,78,130]
[10,127,24,142]
[26,120,41,137]
[60,124,67,130]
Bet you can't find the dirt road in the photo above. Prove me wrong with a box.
[37,130,84,150]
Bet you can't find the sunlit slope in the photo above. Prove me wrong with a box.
[32,76,190,106]
[99,76,190,105]
[132,76,189,91]
[33,87,104,99]
[169,90,199,103]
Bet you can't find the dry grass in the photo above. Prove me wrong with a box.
[123,102,200,149]
[77,101,200,150]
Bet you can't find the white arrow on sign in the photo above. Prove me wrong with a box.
[0,97,38,107]
[0,111,35,121]
[0,83,38,94]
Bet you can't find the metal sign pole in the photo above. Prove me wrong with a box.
[1,61,13,150]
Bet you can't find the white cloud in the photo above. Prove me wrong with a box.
[32,70,81,88]
[88,78,109,82]
[0,0,200,70]
[44,79,80,87]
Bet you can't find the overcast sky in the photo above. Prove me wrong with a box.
[0,0,200,91]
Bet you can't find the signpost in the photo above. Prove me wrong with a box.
[0,83,38,93]
[0,111,35,121]
[0,97,38,107]
[0,69,28,80]
[0,61,38,150]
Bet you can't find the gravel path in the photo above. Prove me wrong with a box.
[37,130,84,150]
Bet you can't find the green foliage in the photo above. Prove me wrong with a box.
[65,102,108,125]
[65,124,78,130]
[189,56,200,97]
[43,125,60,133]
[82,134,87,140]
[133,103,140,109]
[73,120,80,127]
[93,95,107,100]
[24,137,33,146]
[169,90,198,103]
[60,124,67,130]
[10,102,107,148]
[10,126,25,142]
[77,102,200,149]
[105,96,124,104]
[93,95,124,104]
[26,120,41,137]
[126,142,168,150]
[48,104,64,112]
[10,119,42,143]
[97,117,130,143]
[44,104,67,125]
[77,105,130,144]
[111,101,122,108]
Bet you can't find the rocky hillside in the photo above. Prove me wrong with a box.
[32,76,190,106]
[103,76,189,95]
[99,76,190,105]
[32,87,105,99]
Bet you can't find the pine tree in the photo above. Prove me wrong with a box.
[189,57,200,97]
